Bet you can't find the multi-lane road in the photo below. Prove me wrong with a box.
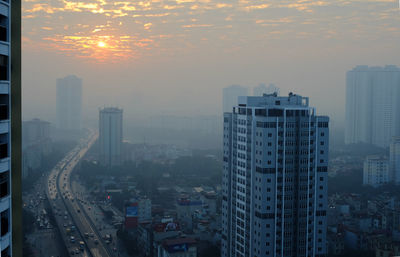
[46,132,114,257]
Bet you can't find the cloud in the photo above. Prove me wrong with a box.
[22,0,400,62]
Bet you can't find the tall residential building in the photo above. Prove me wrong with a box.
[223,85,249,113]
[3,0,22,256]
[99,107,123,167]
[222,93,329,257]
[22,119,52,178]
[253,83,280,96]
[363,156,389,188]
[56,75,82,130]
[345,65,400,148]
[390,137,400,185]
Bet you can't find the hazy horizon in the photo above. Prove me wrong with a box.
[22,0,400,129]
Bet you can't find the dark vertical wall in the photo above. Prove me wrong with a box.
[11,0,22,256]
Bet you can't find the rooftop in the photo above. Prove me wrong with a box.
[237,92,309,108]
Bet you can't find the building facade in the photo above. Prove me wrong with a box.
[56,75,82,131]
[1,0,16,256]
[363,156,389,188]
[222,93,329,257]
[22,119,52,178]
[345,65,400,148]
[99,107,123,167]
[390,137,400,185]
[223,85,248,113]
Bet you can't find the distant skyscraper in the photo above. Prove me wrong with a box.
[223,85,248,113]
[363,156,389,188]
[222,93,329,257]
[253,83,280,96]
[99,107,123,167]
[345,65,400,148]
[22,119,52,178]
[390,137,400,185]
[56,75,82,130]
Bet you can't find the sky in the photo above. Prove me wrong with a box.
[22,0,400,128]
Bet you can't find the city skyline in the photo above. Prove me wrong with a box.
[21,0,400,128]
[13,1,400,257]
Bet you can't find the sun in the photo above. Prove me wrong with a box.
[97,41,106,48]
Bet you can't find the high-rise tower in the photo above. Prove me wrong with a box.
[222,93,329,257]
[345,65,400,148]
[99,107,123,167]
[56,75,82,130]
[2,0,22,256]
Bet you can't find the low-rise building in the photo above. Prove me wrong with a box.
[363,156,389,187]
[158,237,197,257]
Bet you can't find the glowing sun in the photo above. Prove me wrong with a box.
[97,41,106,48]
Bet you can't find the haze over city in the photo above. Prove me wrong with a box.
[1,1,399,257]
[22,0,400,127]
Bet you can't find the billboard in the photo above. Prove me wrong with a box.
[126,206,138,217]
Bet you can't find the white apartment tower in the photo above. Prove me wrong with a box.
[223,85,249,113]
[56,75,82,130]
[363,156,389,188]
[99,107,123,167]
[345,66,400,148]
[222,93,329,257]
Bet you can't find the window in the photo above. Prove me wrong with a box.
[0,171,9,198]
[0,55,7,80]
[0,15,7,42]
[0,102,7,120]
[1,247,10,257]
[0,136,7,161]
[1,209,9,236]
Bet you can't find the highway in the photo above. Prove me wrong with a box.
[46,131,114,257]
